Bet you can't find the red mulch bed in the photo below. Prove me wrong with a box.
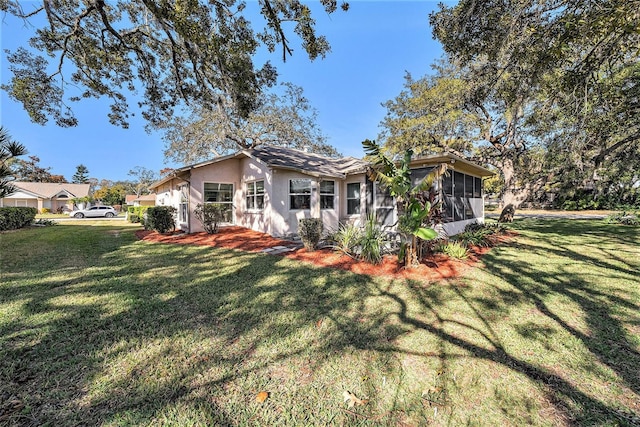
[135,226,512,282]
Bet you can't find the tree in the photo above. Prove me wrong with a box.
[363,139,445,268]
[93,183,126,206]
[13,155,66,183]
[72,164,90,183]
[1,0,348,132]
[429,0,640,204]
[162,83,338,164]
[380,62,536,206]
[0,127,27,197]
[128,166,158,196]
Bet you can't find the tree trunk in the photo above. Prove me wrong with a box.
[499,157,529,208]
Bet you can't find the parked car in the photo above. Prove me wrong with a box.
[68,206,118,218]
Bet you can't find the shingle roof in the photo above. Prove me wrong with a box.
[246,145,368,178]
[12,182,90,198]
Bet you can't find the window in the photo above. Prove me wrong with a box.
[374,183,395,226]
[473,177,482,198]
[320,181,335,210]
[290,179,311,210]
[179,184,188,223]
[204,183,233,203]
[346,182,360,215]
[204,182,234,222]
[442,171,481,223]
[246,181,265,210]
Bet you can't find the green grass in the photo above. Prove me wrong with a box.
[1,220,639,426]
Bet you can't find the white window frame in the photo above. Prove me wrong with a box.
[320,180,335,210]
[289,179,311,210]
[346,182,361,216]
[178,184,189,223]
[203,182,234,223]
[246,180,265,211]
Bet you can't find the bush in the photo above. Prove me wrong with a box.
[40,207,51,214]
[359,215,384,264]
[194,203,227,234]
[146,206,176,233]
[437,241,469,259]
[332,222,363,255]
[0,207,37,231]
[127,206,150,223]
[299,218,323,252]
[455,222,508,248]
[604,212,639,226]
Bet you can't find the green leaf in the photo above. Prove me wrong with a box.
[414,227,438,241]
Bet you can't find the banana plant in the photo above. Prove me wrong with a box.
[363,139,447,267]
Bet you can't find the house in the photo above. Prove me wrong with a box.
[125,194,156,207]
[149,145,494,237]
[0,182,91,213]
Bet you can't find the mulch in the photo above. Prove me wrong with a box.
[135,226,511,282]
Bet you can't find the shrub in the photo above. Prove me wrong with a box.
[359,215,384,264]
[194,203,227,234]
[146,206,176,233]
[0,207,37,231]
[40,208,51,214]
[604,212,639,226]
[332,222,363,256]
[127,206,150,223]
[437,241,469,259]
[33,218,57,226]
[299,218,323,252]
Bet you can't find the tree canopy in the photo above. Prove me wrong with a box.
[72,164,90,184]
[161,83,337,164]
[1,0,348,131]
[380,0,639,207]
[428,0,640,200]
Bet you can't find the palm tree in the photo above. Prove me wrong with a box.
[0,127,27,198]
[363,139,447,268]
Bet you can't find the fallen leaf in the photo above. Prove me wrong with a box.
[343,390,368,408]
[256,391,269,403]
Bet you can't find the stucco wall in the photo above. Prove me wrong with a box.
[269,170,341,236]
[238,157,271,235]
[188,158,242,233]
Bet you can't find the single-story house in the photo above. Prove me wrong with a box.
[0,182,91,213]
[149,145,494,237]
[125,194,156,207]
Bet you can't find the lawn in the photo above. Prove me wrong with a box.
[1,219,639,426]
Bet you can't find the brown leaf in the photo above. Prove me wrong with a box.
[256,391,269,403]
[343,390,368,408]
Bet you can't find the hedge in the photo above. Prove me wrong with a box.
[0,207,37,231]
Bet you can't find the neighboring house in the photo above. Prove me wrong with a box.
[150,145,494,237]
[0,182,91,213]
[125,194,156,207]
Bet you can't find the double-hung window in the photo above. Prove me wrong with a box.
[246,181,264,210]
[320,181,335,210]
[346,182,360,215]
[290,179,311,210]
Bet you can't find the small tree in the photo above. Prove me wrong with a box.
[363,139,447,268]
[194,203,227,234]
[72,164,90,183]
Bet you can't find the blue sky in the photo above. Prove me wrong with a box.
[1,1,447,182]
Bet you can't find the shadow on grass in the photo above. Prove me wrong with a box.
[1,220,639,425]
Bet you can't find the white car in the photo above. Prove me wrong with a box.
[69,206,118,218]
